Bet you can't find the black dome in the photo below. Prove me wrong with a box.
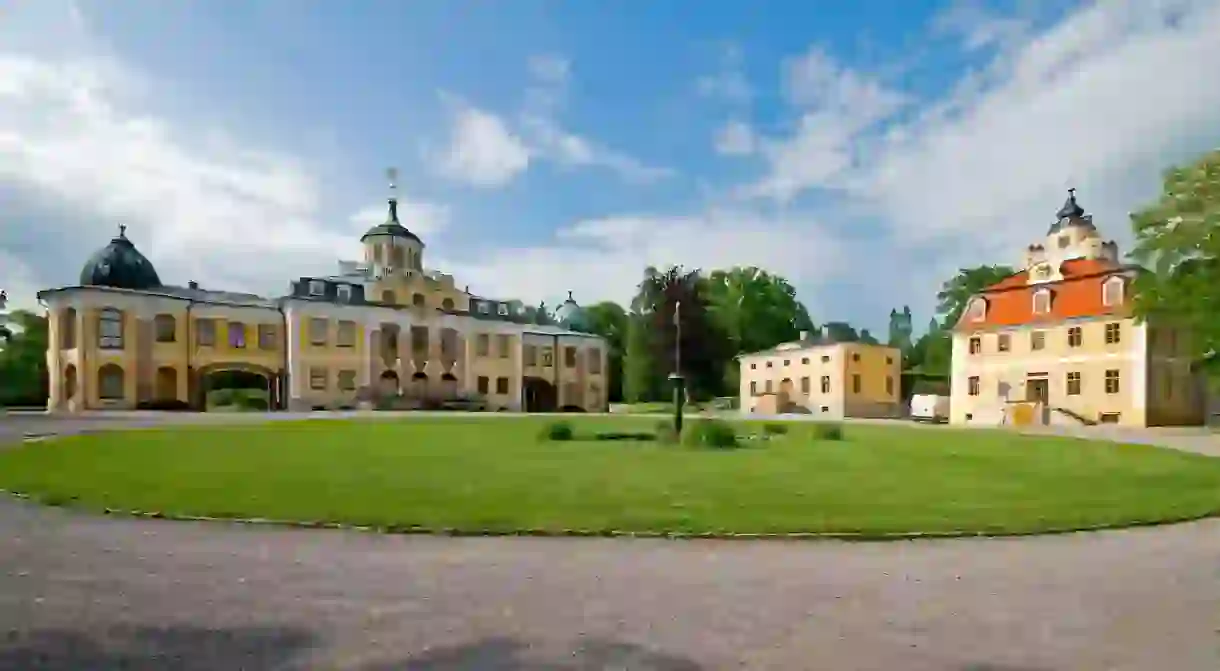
[79,225,162,290]
[1047,188,1093,235]
[360,199,422,244]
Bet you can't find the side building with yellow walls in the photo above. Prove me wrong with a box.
[37,188,608,413]
[949,190,1207,428]
[738,330,902,418]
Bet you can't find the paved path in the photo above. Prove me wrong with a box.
[3,412,1220,669]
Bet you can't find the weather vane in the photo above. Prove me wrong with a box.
[386,167,398,196]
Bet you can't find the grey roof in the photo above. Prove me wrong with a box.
[79,226,162,291]
[360,199,423,244]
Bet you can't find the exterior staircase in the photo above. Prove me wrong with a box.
[1049,406,1097,426]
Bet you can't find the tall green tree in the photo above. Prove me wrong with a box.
[0,309,49,407]
[704,267,814,355]
[935,265,1017,328]
[624,266,730,401]
[1130,149,1220,362]
[583,301,628,402]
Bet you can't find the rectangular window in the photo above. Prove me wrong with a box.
[820,376,830,394]
[541,347,554,367]
[337,370,357,391]
[497,334,511,358]
[524,345,537,367]
[852,353,861,362]
[564,346,578,368]
[764,380,773,393]
[411,326,428,353]
[98,308,124,350]
[258,324,277,350]
[800,376,810,394]
[821,355,830,363]
[154,315,176,343]
[228,321,246,348]
[750,363,757,370]
[968,376,980,396]
[1030,331,1045,351]
[588,349,602,374]
[885,376,894,396]
[496,377,509,395]
[783,359,790,367]
[1105,369,1120,394]
[969,336,981,354]
[196,318,215,347]
[1066,371,1081,395]
[997,334,1011,352]
[60,311,77,349]
[1104,322,1121,345]
[309,318,328,346]
[750,380,757,396]
[476,334,490,356]
[336,285,352,303]
[801,357,810,364]
[308,280,325,296]
[766,361,773,368]
[1068,326,1083,348]
[309,367,327,390]
[852,374,861,394]
[337,320,356,348]
[477,376,489,394]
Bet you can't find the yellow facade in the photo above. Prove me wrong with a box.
[738,335,902,419]
[40,203,608,413]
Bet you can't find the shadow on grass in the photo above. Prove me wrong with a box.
[383,636,704,670]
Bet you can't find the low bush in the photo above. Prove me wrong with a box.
[810,421,845,441]
[682,419,739,450]
[654,419,679,444]
[539,420,575,442]
[762,422,788,436]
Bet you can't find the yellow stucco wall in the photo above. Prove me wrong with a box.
[738,341,901,417]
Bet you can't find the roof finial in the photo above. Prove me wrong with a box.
[386,167,400,223]
[567,290,574,301]
[118,223,127,238]
[1056,187,1085,220]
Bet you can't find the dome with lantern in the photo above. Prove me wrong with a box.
[79,225,163,291]
[554,291,590,332]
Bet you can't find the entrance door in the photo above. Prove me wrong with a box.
[1026,378,1049,404]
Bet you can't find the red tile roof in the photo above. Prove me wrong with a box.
[958,258,1135,329]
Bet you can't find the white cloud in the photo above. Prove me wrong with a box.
[521,115,675,183]
[434,99,533,188]
[714,119,756,156]
[695,42,752,105]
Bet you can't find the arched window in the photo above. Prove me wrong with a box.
[98,308,124,349]
[412,293,427,308]
[390,245,404,268]
[441,298,455,311]
[1102,276,1124,307]
[381,289,396,305]
[60,308,77,349]
[1032,289,1052,315]
[967,298,987,321]
[98,363,125,400]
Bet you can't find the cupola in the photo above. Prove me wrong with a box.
[79,225,162,291]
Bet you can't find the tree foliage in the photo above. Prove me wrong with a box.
[0,309,49,407]
[935,265,1017,328]
[1130,149,1220,360]
[583,301,628,402]
[704,267,814,355]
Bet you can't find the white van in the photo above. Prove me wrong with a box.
[910,394,949,423]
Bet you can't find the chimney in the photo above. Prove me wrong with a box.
[799,330,809,341]
[187,280,199,290]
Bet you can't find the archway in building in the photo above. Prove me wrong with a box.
[778,378,796,413]
[522,377,557,413]
[411,371,429,399]
[155,367,178,402]
[62,364,78,409]
[439,372,458,400]
[378,370,400,397]
[196,362,276,411]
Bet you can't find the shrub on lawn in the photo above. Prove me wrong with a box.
[593,431,656,442]
[682,419,739,449]
[762,422,788,436]
[810,421,845,441]
[539,420,575,442]
[654,419,679,444]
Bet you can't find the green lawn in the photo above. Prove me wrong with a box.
[3,417,1220,536]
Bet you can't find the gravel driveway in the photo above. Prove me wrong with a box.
[3,412,1220,669]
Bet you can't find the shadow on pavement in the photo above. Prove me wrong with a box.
[0,624,318,671]
[367,636,704,670]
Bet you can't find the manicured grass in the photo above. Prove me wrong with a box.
[3,417,1220,536]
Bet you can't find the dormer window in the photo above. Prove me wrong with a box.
[497,303,510,316]
[1032,288,1052,315]
[336,285,352,303]
[478,301,490,314]
[1058,235,1070,249]
[308,280,325,296]
[1102,276,1125,307]
[966,298,987,322]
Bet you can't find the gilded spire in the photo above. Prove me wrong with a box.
[386,167,400,223]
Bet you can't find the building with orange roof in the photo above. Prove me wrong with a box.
[949,190,1206,427]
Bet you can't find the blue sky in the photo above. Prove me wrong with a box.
[3,0,1220,336]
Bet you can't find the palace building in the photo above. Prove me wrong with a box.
[37,182,608,413]
[738,330,902,418]
[949,190,1206,427]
